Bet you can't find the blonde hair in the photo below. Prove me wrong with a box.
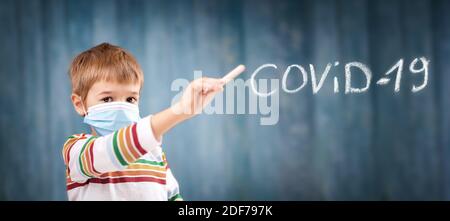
[69,42,144,99]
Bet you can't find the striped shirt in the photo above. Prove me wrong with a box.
[62,116,182,201]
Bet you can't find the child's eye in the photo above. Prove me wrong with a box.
[126,97,137,104]
[101,97,113,103]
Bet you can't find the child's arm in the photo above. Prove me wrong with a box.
[63,116,163,182]
[151,65,246,140]
[151,77,224,141]
[63,65,245,182]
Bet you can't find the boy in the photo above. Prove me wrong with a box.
[63,43,244,200]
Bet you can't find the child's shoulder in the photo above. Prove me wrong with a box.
[62,133,94,164]
[63,133,93,149]
[66,133,92,141]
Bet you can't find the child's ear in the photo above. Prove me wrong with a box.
[71,93,86,116]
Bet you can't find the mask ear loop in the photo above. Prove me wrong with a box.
[80,98,98,137]
[80,96,88,117]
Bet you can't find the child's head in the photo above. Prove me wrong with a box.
[69,43,144,116]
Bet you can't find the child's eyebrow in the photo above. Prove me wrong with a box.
[96,91,139,96]
[97,91,113,96]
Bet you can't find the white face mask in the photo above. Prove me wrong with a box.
[83,102,141,136]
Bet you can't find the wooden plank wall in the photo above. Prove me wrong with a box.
[0,0,448,200]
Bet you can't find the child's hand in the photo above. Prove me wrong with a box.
[174,77,225,116]
[173,65,246,117]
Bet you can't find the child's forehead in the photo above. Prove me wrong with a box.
[89,80,141,95]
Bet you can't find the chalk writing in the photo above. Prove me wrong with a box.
[251,57,429,96]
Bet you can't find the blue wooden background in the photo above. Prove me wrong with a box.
[0,0,449,200]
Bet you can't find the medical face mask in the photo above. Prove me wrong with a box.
[83,102,141,136]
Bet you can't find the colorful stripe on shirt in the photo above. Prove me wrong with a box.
[169,193,183,201]
[78,136,102,177]
[112,123,147,167]
[67,176,166,191]
[62,134,87,170]
[66,158,168,190]
[65,123,150,178]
